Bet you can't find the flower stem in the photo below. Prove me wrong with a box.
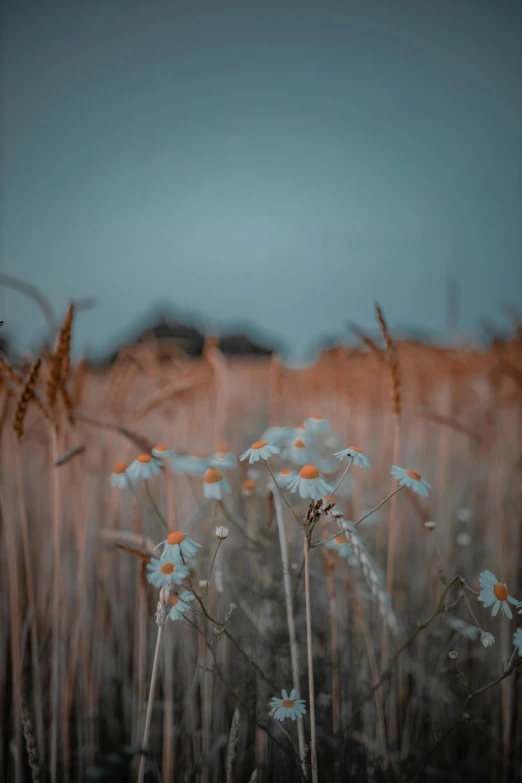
[265,461,303,524]
[325,456,353,501]
[304,531,318,783]
[137,624,164,783]
[271,484,307,774]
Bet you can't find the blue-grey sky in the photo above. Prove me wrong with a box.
[1,0,521,361]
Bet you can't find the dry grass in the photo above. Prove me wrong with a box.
[0,332,522,782]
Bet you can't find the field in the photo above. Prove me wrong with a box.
[1,314,522,782]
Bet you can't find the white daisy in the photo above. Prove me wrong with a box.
[215,526,229,540]
[334,446,371,469]
[202,468,231,500]
[445,616,480,640]
[173,454,209,476]
[275,468,298,488]
[456,532,472,547]
[480,631,495,648]
[240,440,281,464]
[127,454,163,483]
[146,553,190,588]
[325,533,353,559]
[260,427,294,448]
[109,462,131,489]
[513,628,522,656]
[390,466,432,497]
[206,444,237,470]
[288,437,313,466]
[478,570,519,619]
[151,444,177,464]
[304,415,330,433]
[269,689,306,721]
[157,531,201,561]
[169,591,195,622]
[241,478,260,497]
[288,465,333,501]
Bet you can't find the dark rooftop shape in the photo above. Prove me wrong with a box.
[218,333,274,357]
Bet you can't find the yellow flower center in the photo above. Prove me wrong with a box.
[294,438,306,448]
[251,440,267,449]
[280,469,292,476]
[204,468,223,484]
[171,596,179,606]
[167,531,185,545]
[407,469,421,481]
[113,461,128,474]
[300,465,319,480]
[282,699,295,708]
[137,454,152,464]
[161,563,175,575]
[311,414,323,420]
[335,535,345,545]
[242,478,257,491]
[216,443,229,454]
[154,444,168,452]
[348,446,362,453]
[494,584,508,601]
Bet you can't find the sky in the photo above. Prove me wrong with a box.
[1,0,521,362]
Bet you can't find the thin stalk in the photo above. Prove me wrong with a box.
[49,424,62,783]
[145,483,169,533]
[265,461,303,525]
[14,440,45,767]
[138,625,164,783]
[271,485,307,773]
[382,422,402,668]
[304,531,318,783]
[325,456,353,502]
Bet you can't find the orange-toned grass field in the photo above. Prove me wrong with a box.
[1,324,522,782]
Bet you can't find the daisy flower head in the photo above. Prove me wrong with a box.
[147,553,190,588]
[275,468,298,488]
[304,415,330,433]
[269,689,306,721]
[169,591,194,622]
[203,468,231,500]
[173,454,209,476]
[288,438,313,466]
[152,444,177,464]
[391,466,432,497]
[288,465,333,500]
[513,628,522,656]
[240,440,280,464]
[158,531,201,561]
[478,570,519,619]
[325,533,353,559]
[334,446,371,469]
[260,427,294,448]
[207,444,237,471]
[216,526,229,540]
[109,462,131,489]
[480,631,495,648]
[241,478,259,497]
[127,454,163,484]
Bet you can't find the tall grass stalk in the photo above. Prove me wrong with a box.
[49,424,63,783]
[138,624,164,783]
[271,484,306,772]
[303,530,318,783]
[13,440,45,767]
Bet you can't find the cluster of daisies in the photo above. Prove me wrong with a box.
[109,417,432,513]
[145,531,200,622]
[477,570,522,654]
